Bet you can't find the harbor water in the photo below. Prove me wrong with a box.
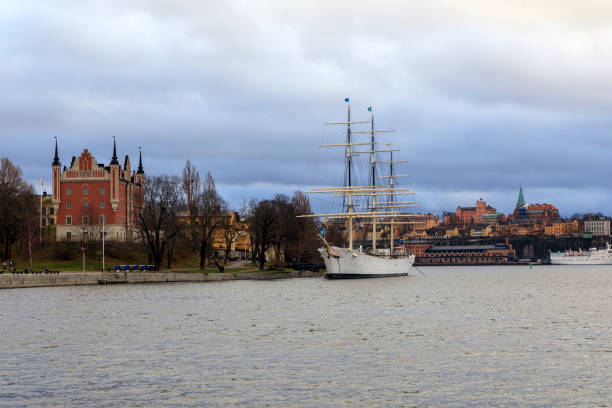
[0,265,610,407]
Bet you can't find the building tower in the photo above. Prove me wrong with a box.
[109,137,120,212]
[135,146,145,186]
[516,186,526,208]
[51,138,61,215]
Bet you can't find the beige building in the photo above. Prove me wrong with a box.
[584,218,610,236]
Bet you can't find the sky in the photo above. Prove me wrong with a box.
[2,0,612,217]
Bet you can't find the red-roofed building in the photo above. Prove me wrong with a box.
[52,139,144,241]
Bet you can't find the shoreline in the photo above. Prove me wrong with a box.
[0,270,324,290]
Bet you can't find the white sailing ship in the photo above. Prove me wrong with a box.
[299,99,417,279]
[549,244,612,265]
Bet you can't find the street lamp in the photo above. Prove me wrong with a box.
[39,178,43,244]
[102,215,105,272]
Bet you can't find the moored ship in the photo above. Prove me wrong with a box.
[299,99,416,279]
[549,244,612,265]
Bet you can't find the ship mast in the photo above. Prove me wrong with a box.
[346,102,353,249]
[370,112,377,253]
[389,145,395,254]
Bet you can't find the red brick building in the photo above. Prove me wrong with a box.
[52,139,145,241]
[445,199,499,226]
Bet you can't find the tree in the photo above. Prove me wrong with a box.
[252,199,279,270]
[220,207,239,262]
[181,160,201,255]
[0,158,30,261]
[138,175,183,269]
[195,171,223,269]
[271,194,296,267]
[288,191,320,263]
[20,185,39,270]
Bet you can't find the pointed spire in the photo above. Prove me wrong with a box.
[516,186,526,208]
[137,146,144,174]
[110,136,119,165]
[52,137,60,166]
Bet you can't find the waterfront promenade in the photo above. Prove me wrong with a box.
[0,269,323,290]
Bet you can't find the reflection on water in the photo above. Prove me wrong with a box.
[0,265,610,407]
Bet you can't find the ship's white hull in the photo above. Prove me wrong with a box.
[550,248,612,265]
[550,256,612,265]
[318,246,415,279]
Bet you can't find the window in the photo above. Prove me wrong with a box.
[83,216,89,225]
[50,207,54,215]
[66,216,72,225]
[83,187,88,195]
[99,215,105,225]
[66,232,72,240]
[100,187,105,195]
[50,219,54,225]
[100,200,105,209]
[66,187,72,195]
[42,208,46,216]
[67,201,72,209]
[83,201,88,209]
[99,231,107,238]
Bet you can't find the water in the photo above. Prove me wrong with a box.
[0,265,610,407]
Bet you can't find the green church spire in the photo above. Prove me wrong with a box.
[516,186,526,208]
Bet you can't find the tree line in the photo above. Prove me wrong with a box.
[0,158,39,268]
[0,157,321,271]
[137,161,321,269]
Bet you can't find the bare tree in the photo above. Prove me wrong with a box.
[0,158,29,261]
[289,191,320,263]
[20,185,39,270]
[181,160,201,255]
[220,207,239,262]
[182,160,201,217]
[195,171,223,269]
[252,198,281,270]
[139,175,183,269]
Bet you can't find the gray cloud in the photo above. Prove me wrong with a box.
[2,1,612,217]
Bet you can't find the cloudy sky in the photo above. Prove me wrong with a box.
[3,0,612,217]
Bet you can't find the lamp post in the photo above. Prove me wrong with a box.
[102,216,105,272]
[81,227,86,273]
[39,178,43,244]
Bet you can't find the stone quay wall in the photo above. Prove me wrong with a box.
[0,270,324,290]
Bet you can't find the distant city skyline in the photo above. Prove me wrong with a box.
[3,1,612,216]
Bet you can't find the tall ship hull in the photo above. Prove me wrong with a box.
[550,246,612,265]
[319,246,415,279]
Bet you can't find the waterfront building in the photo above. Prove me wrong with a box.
[445,199,499,226]
[38,192,55,227]
[52,139,145,241]
[444,226,461,238]
[405,240,434,258]
[470,225,492,237]
[584,218,610,236]
[509,220,543,236]
[418,242,516,265]
[405,213,440,238]
[543,219,580,237]
[511,187,559,223]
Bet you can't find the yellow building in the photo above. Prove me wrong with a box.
[544,219,579,237]
[38,193,56,227]
[470,225,492,237]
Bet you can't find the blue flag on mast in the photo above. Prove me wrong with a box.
[367,106,372,111]
[345,97,349,102]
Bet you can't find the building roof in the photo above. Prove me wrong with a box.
[516,186,526,208]
[428,244,509,251]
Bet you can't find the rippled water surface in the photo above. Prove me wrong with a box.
[1,265,610,407]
